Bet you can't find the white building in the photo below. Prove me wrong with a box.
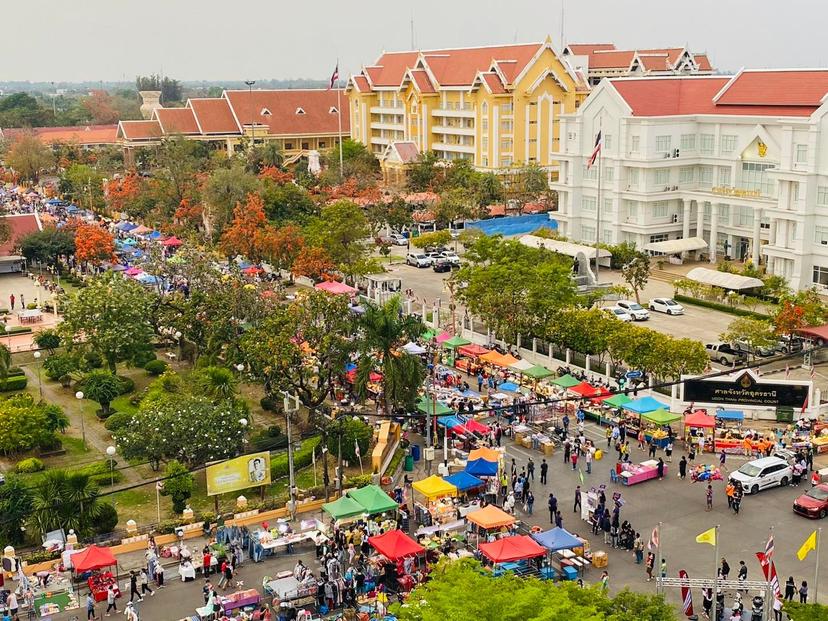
[550,70,828,291]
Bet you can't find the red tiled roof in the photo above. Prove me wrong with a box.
[637,53,672,72]
[409,69,436,94]
[0,214,41,255]
[4,125,118,146]
[188,98,241,134]
[363,53,420,87]
[487,204,506,216]
[566,44,616,55]
[412,209,435,222]
[154,107,199,135]
[352,75,371,92]
[715,70,828,108]
[224,90,348,136]
[694,54,713,71]
[392,141,420,164]
[118,120,163,140]
[638,48,686,67]
[481,72,506,94]
[589,50,636,69]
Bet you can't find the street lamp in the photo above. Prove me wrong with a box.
[4,323,11,352]
[244,80,256,148]
[174,331,182,361]
[75,391,86,449]
[33,351,42,399]
[106,446,116,486]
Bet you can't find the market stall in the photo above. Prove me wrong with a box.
[323,496,367,523]
[621,396,670,439]
[683,410,715,452]
[71,545,119,603]
[520,364,554,382]
[466,504,515,541]
[402,342,427,355]
[639,409,682,448]
[369,529,426,561]
[454,344,492,373]
[468,447,502,462]
[618,459,667,486]
[479,535,546,576]
[444,471,486,496]
[531,527,593,580]
[550,374,581,389]
[412,476,459,526]
[713,409,753,454]
[347,484,398,517]
[466,457,499,478]
[218,589,261,616]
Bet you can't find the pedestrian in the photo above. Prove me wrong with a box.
[772,595,783,621]
[665,440,673,463]
[645,552,655,581]
[600,570,609,592]
[656,457,664,480]
[477,372,483,393]
[638,429,646,450]
[526,491,534,515]
[571,451,578,471]
[128,570,142,602]
[732,483,743,515]
[563,414,569,435]
[719,449,727,471]
[689,443,697,463]
[574,486,582,513]
[155,562,165,588]
[605,426,613,449]
[633,533,644,564]
[527,458,535,481]
[720,558,730,580]
[548,493,557,523]
[124,602,139,621]
[540,459,548,485]
[585,447,593,474]
[706,484,713,511]
[563,439,571,464]
[105,585,118,616]
[555,510,563,529]
[203,580,213,604]
[648,440,657,459]
[660,557,667,578]
[737,561,747,592]
[139,568,154,597]
[679,456,687,479]
[784,577,795,602]
[601,510,611,544]
[19,294,24,308]
[799,580,808,604]
[702,588,713,619]
[86,593,96,620]
[9,294,14,311]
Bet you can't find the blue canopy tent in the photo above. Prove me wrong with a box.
[531,527,582,552]
[499,382,520,392]
[115,221,135,231]
[148,231,163,240]
[46,198,64,206]
[622,396,669,414]
[715,409,744,421]
[444,471,485,493]
[344,362,357,373]
[137,274,158,284]
[122,238,137,246]
[466,458,499,477]
[436,415,463,429]
[66,204,80,213]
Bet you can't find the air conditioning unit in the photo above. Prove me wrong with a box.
[663,152,671,158]
[821,240,827,245]
[673,148,681,158]
[664,187,671,192]
[672,185,679,191]
[672,214,679,223]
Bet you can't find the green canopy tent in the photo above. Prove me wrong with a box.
[322,496,366,521]
[422,330,436,340]
[640,409,682,425]
[417,398,453,416]
[442,335,472,349]
[550,374,581,388]
[347,484,398,515]
[521,365,553,380]
[602,393,632,408]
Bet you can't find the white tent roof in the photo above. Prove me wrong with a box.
[509,359,534,371]
[686,267,764,290]
[402,342,427,355]
[644,237,708,254]
[519,235,612,259]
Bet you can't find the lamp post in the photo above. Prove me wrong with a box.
[244,80,256,148]
[5,323,11,352]
[75,391,86,449]
[33,351,42,399]
[106,446,116,486]
[175,331,182,361]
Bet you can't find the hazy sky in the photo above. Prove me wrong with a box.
[2,0,825,83]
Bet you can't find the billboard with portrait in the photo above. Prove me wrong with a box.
[206,452,271,496]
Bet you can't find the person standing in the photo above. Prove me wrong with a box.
[477,372,484,393]
[799,580,808,604]
[633,533,644,564]
[585,447,593,474]
[563,439,571,465]
[548,493,557,524]
[656,457,665,480]
[540,459,548,485]
[719,449,727,471]
[665,440,673,463]
[155,562,165,588]
[720,558,730,580]
[105,584,118,616]
[8,294,14,311]
[139,568,154,597]
[702,588,713,619]
[645,552,655,581]
[737,561,748,592]
[784,577,796,602]
[660,557,667,578]
[772,595,783,621]
[570,450,578,471]
[605,426,613,449]
[527,458,535,481]
[86,592,96,620]
[706,484,713,511]
[573,486,582,513]
[526,491,534,516]
[555,510,563,529]
[679,456,687,480]
[732,483,743,515]
[600,571,609,592]
[19,294,24,309]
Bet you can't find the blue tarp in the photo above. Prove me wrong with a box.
[66,205,80,213]
[46,198,64,206]
[466,213,556,237]
[622,396,669,414]
[499,382,519,392]
[436,415,462,429]
[444,471,485,492]
[148,231,163,240]
[115,221,136,231]
[344,362,357,372]
[466,458,499,477]
[531,527,582,551]
[715,409,744,421]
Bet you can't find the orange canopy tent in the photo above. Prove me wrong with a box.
[468,447,501,462]
[71,545,117,573]
[479,351,502,364]
[467,504,515,529]
[493,353,519,367]
[478,535,547,563]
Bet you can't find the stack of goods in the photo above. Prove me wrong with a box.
[690,464,723,482]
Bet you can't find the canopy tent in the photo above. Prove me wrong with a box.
[509,359,534,372]
[521,365,554,380]
[434,331,453,344]
[436,415,463,429]
[684,410,716,428]
[602,393,632,408]
[416,398,453,416]
[115,221,136,231]
[531,527,583,552]
[130,225,152,235]
[442,335,471,349]
[322,496,366,521]
[568,381,600,397]
[243,266,263,275]
[346,485,398,515]
[479,535,546,563]
[467,504,515,530]
[550,374,581,388]
[686,267,763,291]
[402,342,427,355]
[622,396,669,414]
[66,204,80,213]
[443,471,485,492]
[457,344,491,358]
[640,408,682,425]
[715,409,744,421]
[422,330,436,340]
[161,236,183,247]
[368,530,425,561]
[493,353,519,367]
[71,545,117,573]
[148,231,163,240]
[136,274,158,285]
[468,447,501,462]
[465,458,499,477]
[412,475,458,499]
[479,351,502,364]
[644,236,707,254]
[315,280,357,295]
[458,416,490,435]
[124,267,143,277]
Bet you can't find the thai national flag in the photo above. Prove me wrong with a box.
[587,130,602,169]
[329,63,340,90]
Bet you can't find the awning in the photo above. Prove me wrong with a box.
[323,496,366,521]
[315,281,357,295]
[509,359,534,371]
[499,382,520,392]
[531,527,583,552]
[644,236,708,254]
[479,535,546,563]
[417,398,453,416]
[519,235,612,259]
[368,530,424,561]
[493,353,519,367]
[443,471,485,492]
[568,381,600,397]
[468,447,501,462]
[346,484,398,515]
[521,365,554,380]
[436,415,463,429]
[715,409,744,421]
[402,342,426,355]
[640,408,682,425]
[161,236,183,247]
[686,267,763,290]
[550,374,581,388]
[602,393,632,408]
[684,410,716,428]
[479,351,502,363]
[71,545,117,573]
[622,396,669,414]
[442,335,472,349]
[466,504,515,529]
[457,344,491,357]
[412,475,458,499]
[435,331,453,344]
[465,458,499,477]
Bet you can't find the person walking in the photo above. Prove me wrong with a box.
[9,294,14,311]
[719,449,727,471]
[799,580,808,604]
[648,440,657,459]
[725,481,735,509]
[570,450,578,471]
[86,593,96,620]
[600,571,609,592]
[563,439,571,465]
[527,458,535,481]
[645,552,655,581]
[128,570,142,603]
[679,456,687,480]
[555,510,563,529]
[605,426,613,449]
[477,372,484,393]
[573,486,582,513]
[772,595,783,621]
[665,440,673,463]
[732,483,743,515]
[548,493,557,524]
[737,561,747,592]
[139,568,154,597]
[720,558,730,580]
[656,457,665,480]
[601,510,611,544]
[633,533,644,564]
[540,459,548,485]
[105,585,118,616]
[702,588,713,619]
[155,562,165,588]
[585,447,593,474]
[660,558,667,578]
[706,484,713,511]
[526,491,534,516]
[784,577,796,602]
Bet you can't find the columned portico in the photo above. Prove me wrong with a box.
[682,199,692,240]
[752,208,762,265]
[709,203,720,263]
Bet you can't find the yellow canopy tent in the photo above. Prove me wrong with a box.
[412,475,458,500]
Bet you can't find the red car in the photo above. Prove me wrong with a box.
[793,483,828,519]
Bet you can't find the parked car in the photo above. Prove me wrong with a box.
[615,300,650,321]
[732,340,776,358]
[648,297,685,315]
[605,307,633,322]
[705,342,747,366]
[389,233,408,246]
[438,251,461,266]
[432,258,452,273]
[794,483,828,519]
[406,253,433,268]
[729,456,792,495]
[777,335,805,354]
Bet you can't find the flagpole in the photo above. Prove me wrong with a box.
[336,58,344,180]
[816,527,822,604]
[595,116,602,282]
[655,521,662,595]
[713,525,720,608]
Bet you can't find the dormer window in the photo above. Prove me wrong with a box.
[260,108,271,116]
[329,106,339,115]
[295,107,305,115]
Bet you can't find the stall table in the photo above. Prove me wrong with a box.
[87,571,120,602]
[219,588,260,615]
[619,460,667,486]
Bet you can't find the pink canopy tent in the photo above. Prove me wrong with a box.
[161,236,183,247]
[434,331,452,344]
[315,281,357,295]
[124,267,143,277]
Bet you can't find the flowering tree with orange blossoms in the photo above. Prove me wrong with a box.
[74,223,115,265]
[105,174,140,214]
[220,193,271,262]
[291,246,335,281]
[259,166,294,185]
[258,224,304,271]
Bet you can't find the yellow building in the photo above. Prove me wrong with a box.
[347,37,587,173]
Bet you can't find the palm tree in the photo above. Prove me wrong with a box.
[29,470,102,539]
[193,365,239,403]
[355,296,426,415]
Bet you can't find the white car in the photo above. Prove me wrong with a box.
[615,300,650,321]
[649,297,685,315]
[605,307,633,322]
[439,251,460,266]
[406,253,433,268]
[389,233,408,246]
[729,456,792,495]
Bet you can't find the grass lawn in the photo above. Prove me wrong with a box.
[111,394,139,415]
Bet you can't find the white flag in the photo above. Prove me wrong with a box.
[355,439,361,457]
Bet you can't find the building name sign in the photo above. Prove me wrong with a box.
[711,186,762,199]
[683,370,809,408]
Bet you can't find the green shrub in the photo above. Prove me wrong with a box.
[260,396,279,412]
[16,457,44,473]
[345,473,373,488]
[83,351,103,370]
[94,503,119,534]
[131,347,156,368]
[33,330,60,352]
[104,411,132,432]
[328,418,372,463]
[116,375,135,395]
[73,461,124,487]
[271,435,321,479]
[25,303,37,310]
[0,376,27,392]
[249,428,286,452]
[673,294,771,320]
[6,367,24,377]
[43,354,78,381]
[144,360,168,376]
[3,326,31,335]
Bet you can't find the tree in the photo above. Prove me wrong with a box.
[161,460,194,514]
[29,470,103,539]
[105,174,141,214]
[33,329,61,354]
[407,151,440,192]
[60,273,154,373]
[5,134,53,182]
[136,74,182,104]
[74,222,115,264]
[260,179,317,224]
[621,254,651,303]
[435,187,474,227]
[355,296,425,414]
[327,417,373,462]
[291,246,335,281]
[18,227,75,266]
[0,93,50,128]
[262,224,304,271]
[203,165,261,240]
[242,289,356,408]
[473,173,504,209]
[60,163,105,210]
[192,365,239,403]
[547,308,621,364]
[0,476,32,545]
[775,289,827,337]
[81,91,120,125]
[82,370,122,417]
[519,163,549,198]
[220,193,271,261]
[0,394,65,455]
[774,300,807,340]
[247,142,284,172]
[411,230,451,250]
[0,343,11,383]
[304,200,376,278]
[721,317,777,360]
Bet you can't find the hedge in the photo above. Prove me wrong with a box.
[144,360,168,376]
[270,435,321,480]
[673,294,771,320]
[73,461,124,487]
[0,376,28,392]
[3,326,31,335]
[16,457,44,473]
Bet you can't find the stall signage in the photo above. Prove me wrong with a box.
[683,370,808,407]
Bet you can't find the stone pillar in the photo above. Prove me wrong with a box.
[565,349,571,365]
[709,203,720,263]
[226,138,236,157]
[752,209,762,265]
[696,201,705,240]
[585,355,591,373]
[682,199,692,240]
[532,337,537,355]
[139,91,162,119]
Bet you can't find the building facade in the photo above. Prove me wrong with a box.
[347,38,588,171]
[550,70,828,291]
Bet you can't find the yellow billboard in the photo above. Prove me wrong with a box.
[206,452,271,496]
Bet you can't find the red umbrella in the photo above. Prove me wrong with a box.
[161,236,183,247]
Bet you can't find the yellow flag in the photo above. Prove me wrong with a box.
[797,531,817,561]
[696,527,717,546]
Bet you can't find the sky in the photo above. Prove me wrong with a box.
[2,0,825,83]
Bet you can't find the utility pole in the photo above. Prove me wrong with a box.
[281,391,300,520]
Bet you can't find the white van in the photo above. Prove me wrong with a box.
[729,456,792,495]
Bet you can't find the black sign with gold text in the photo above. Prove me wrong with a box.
[683,371,808,407]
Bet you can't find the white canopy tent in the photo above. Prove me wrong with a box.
[644,237,708,254]
[519,235,612,259]
[402,342,427,355]
[509,359,534,371]
[685,267,764,290]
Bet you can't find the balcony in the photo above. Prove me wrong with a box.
[370,136,390,146]
[370,104,404,115]
[431,141,475,154]
[371,121,404,131]
[432,124,475,137]
[432,103,475,118]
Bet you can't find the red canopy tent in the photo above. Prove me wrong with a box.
[569,381,603,398]
[684,410,715,428]
[478,535,546,563]
[462,418,491,434]
[71,545,117,573]
[588,387,613,402]
[161,236,183,247]
[315,280,357,295]
[457,344,491,358]
[368,529,425,561]
[242,266,262,275]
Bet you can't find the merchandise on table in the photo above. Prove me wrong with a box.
[618,460,667,486]
[690,464,723,482]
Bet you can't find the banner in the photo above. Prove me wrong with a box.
[206,452,271,496]
[683,370,808,408]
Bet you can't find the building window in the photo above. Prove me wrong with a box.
[718,166,731,186]
[604,166,614,182]
[583,165,597,181]
[301,142,309,150]
[656,135,672,152]
[603,229,613,244]
[653,201,668,218]
[741,162,775,196]
[734,205,754,228]
[813,265,828,286]
[482,156,488,167]
[604,134,613,150]
[700,134,714,154]
[501,156,512,167]
[680,134,696,151]
[482,117,488,131]
[285,142,294,150]
[500,138,513,153]
[630,135,640,153]
[817,186,828,206]
[482,137,489,151]
[700,166,713,186]
[500,119,513,133]
[814,227,828,245]
[500,103,513,116]
[581,225,596,241]
[625,200,638,218]
[649,233,669,243]
[796,144,808,163]
[582,197,597,211]
[679,167,695,184]
[654,168,670,186]
[718,204,730,224]
[628,167,639,188]
[720,134,737,153]
[319,141,326,148]
[603,198,613,213]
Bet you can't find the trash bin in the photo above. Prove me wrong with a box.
[776,407,794,423]
[404,455,414,472]
[411,444,421,462]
